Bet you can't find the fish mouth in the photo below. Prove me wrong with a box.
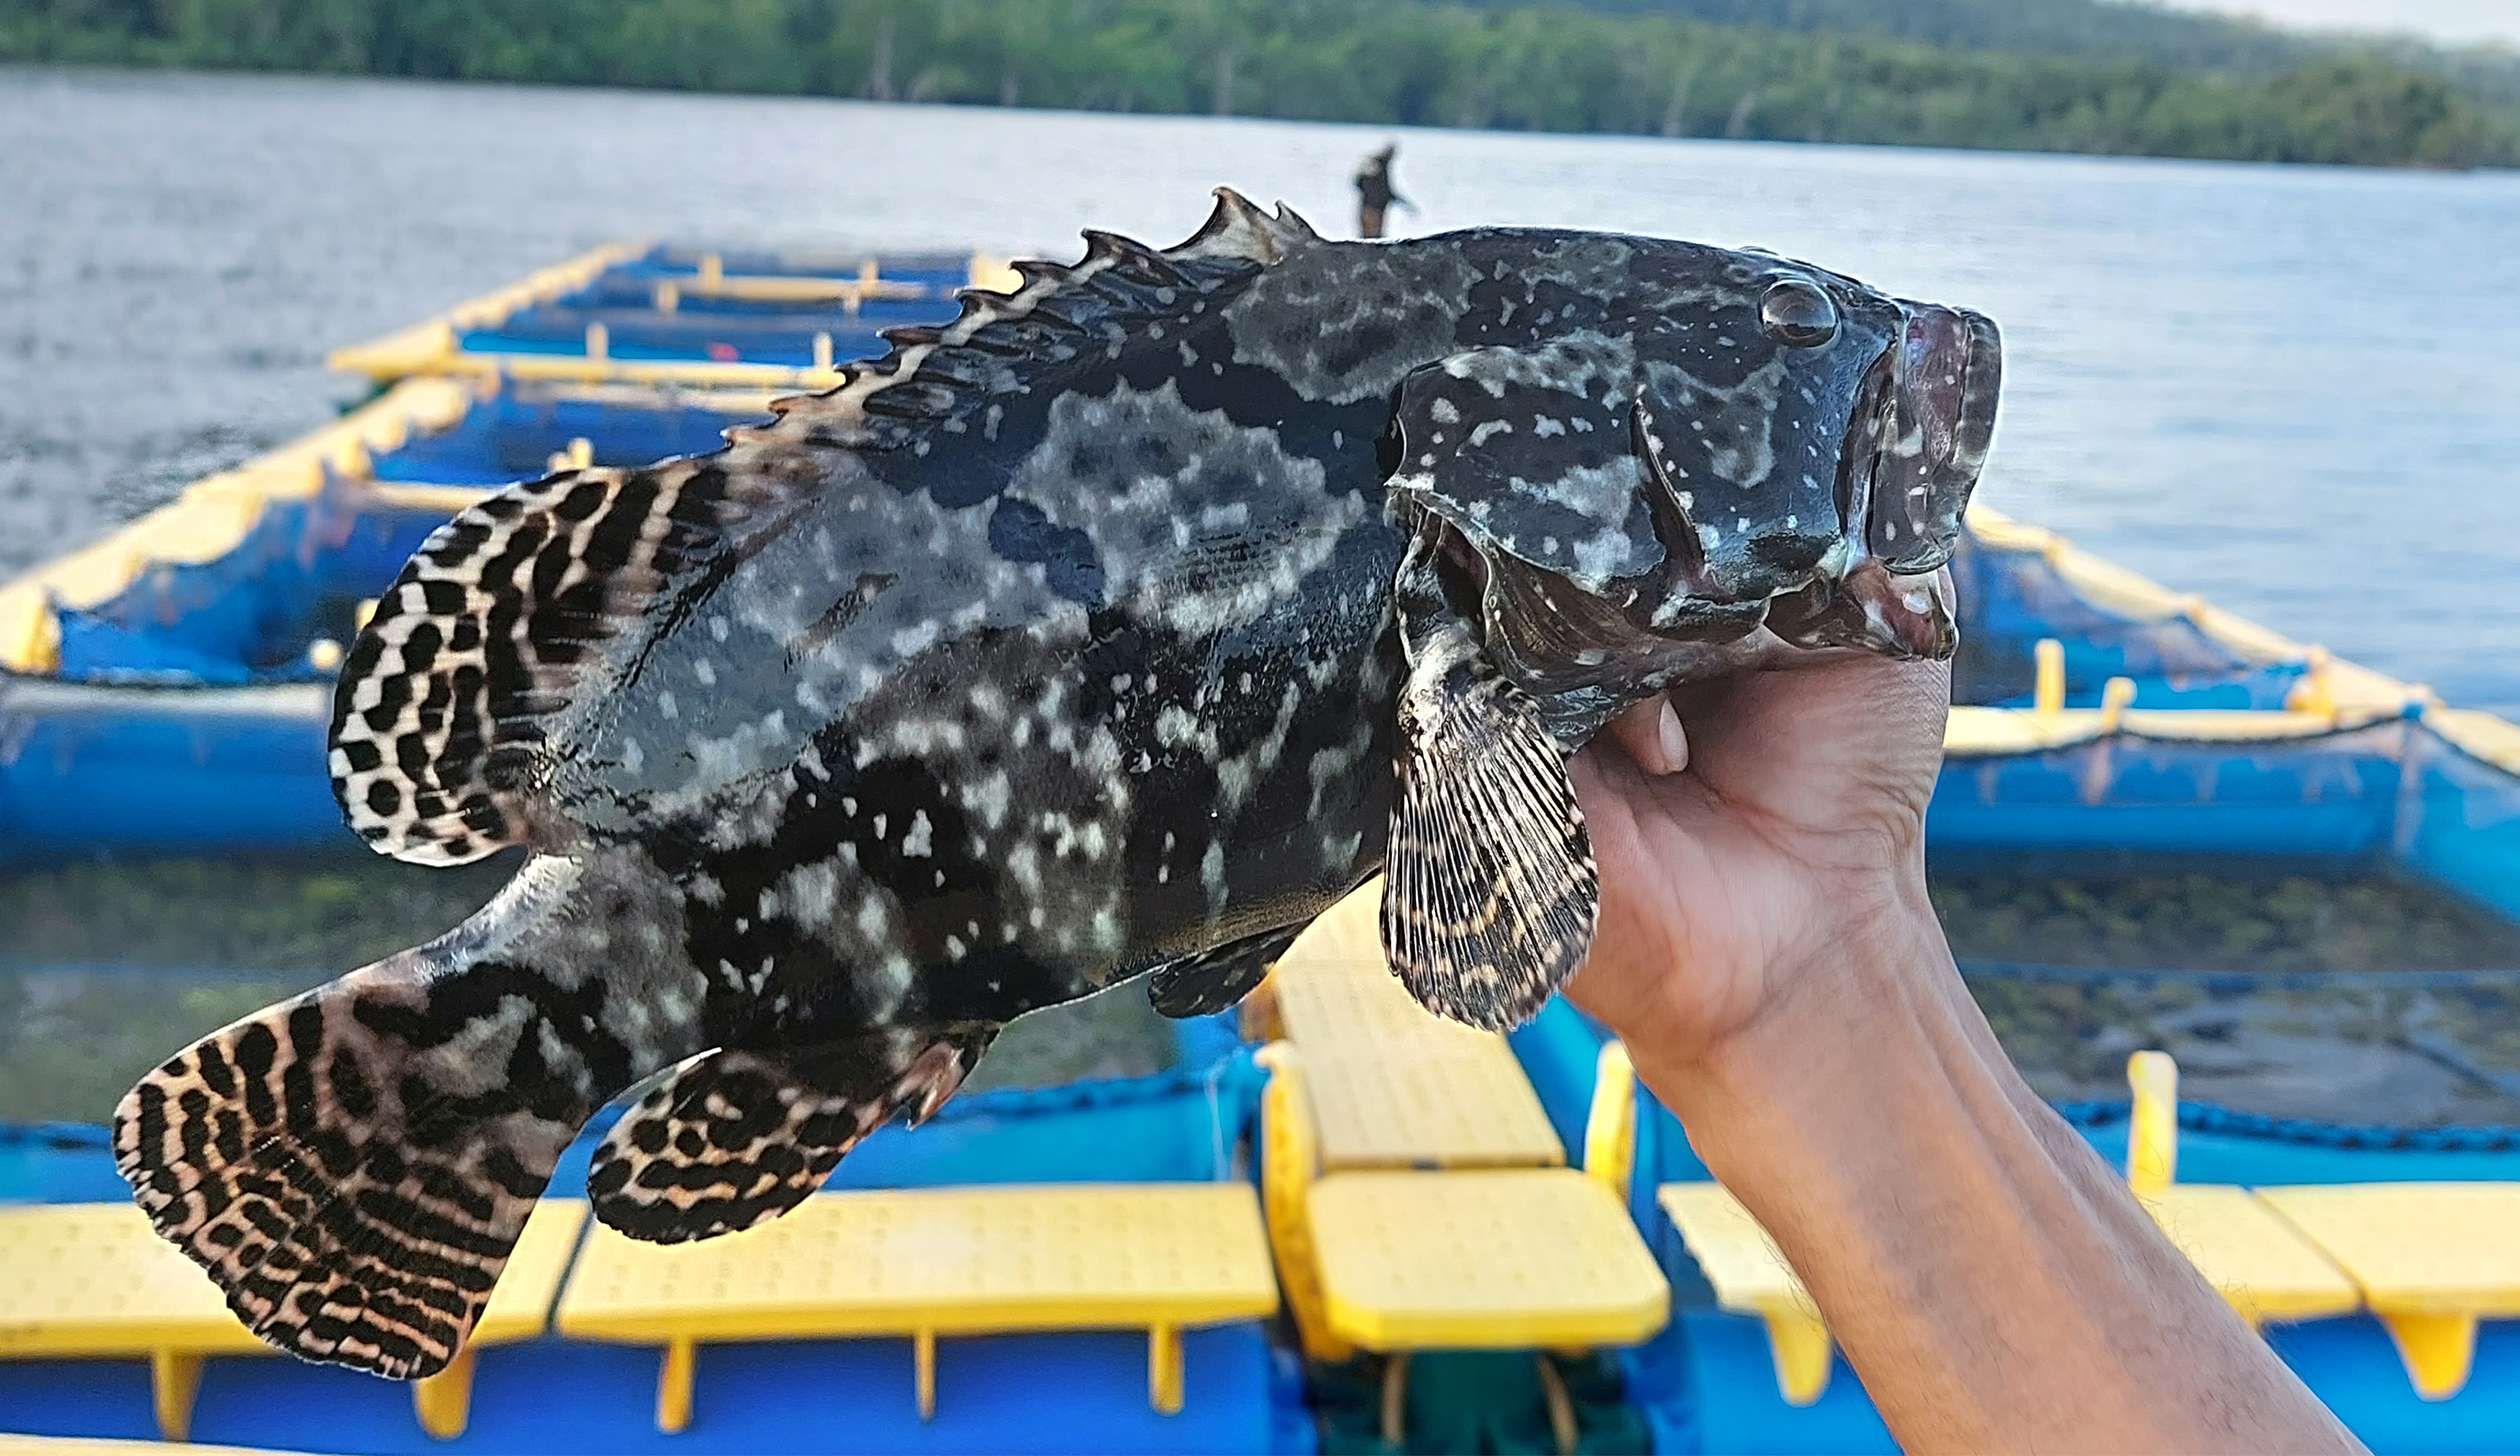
[1770,305,1998,659]
[1863,305,2000,574]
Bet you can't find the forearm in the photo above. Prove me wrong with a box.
[1637,874,2360,1454]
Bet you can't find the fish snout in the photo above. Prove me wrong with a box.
[1868,305,2000,574]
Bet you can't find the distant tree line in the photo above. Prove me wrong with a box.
[5,0,2512,169]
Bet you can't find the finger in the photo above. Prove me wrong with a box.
[1602,694,1689,777]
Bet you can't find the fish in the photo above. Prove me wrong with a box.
[114,189,2000,1379]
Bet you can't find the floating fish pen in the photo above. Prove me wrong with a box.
[5,245,2520,1455]
[327,243,1014,390]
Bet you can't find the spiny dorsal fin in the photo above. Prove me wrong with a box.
[742,188,1320,456]
[1171,186,1321,264]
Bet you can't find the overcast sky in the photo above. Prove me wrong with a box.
[2168,0,2520,47]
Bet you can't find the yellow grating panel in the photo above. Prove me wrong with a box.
[1657,1183,1833,1405]
[2139,1188,2359,1325]
[476,1201,590,1343]
[0,1204,269,1358]
[2257,1173,2520,1400]
[1310,1170,1667,1351]
[557,1184,1276,1343]
[0,1200,585,1357]
[1270,889,1565,1170]
[1657,1184,1812,1317]
[2260,1183,2520,1399]
[2260,1185,2520,1315]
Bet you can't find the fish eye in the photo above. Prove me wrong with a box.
[1759,279,1838,348]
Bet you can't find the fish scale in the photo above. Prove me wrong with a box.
[113,188,2000,1381]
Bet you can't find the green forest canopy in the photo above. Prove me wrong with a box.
[5,0,2514,168]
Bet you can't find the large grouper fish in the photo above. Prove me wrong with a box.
[116,190,1999,1378]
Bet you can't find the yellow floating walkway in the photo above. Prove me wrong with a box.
[1254,1041,1667,1447]
[328,247,1018,391]
[2260,1184,2520,1399]
[1265,887,1565,1171]
[1656,1050,2519,1406]
[0,376,475,674]
[0,1200,586,1440]
[555,1183,1276,1431]
[326,241,646,385]
[0,1438,313,1455]
[1966,502,2416,718]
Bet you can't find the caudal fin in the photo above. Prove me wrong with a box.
[113,948,642,1378]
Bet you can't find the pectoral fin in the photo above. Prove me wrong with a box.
[1378,541,1598,1031]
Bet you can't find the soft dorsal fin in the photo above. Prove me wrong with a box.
[330,458,744,863]
[333,190,1322,866]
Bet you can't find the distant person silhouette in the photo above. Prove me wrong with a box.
[1354,144,1408,239]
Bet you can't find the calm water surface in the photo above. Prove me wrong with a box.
[3,66,2517,712]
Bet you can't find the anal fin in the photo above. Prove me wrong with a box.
[587,1026,996,1244]
[1147,924,1305,1019]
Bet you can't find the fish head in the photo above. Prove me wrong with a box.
[1388,240,2001,738]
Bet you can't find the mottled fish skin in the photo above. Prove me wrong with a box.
[114,191,1999,1379]
[548,215,1993,1047]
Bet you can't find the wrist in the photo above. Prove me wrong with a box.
[1631,863,2016,1179]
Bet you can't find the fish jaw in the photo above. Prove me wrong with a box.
[1863,305,2002,575]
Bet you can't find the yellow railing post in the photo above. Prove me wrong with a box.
[1583,1041,1636,1203]
[2099,676,2137,734]
[2287,646,2337,720]
[2033,638,2066,720]
[2127,1050,2178,1200]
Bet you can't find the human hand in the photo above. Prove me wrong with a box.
[1564,646,1955,1080]
[1564,645,2365,1456]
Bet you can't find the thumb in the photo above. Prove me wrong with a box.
[1602,694,1689,778]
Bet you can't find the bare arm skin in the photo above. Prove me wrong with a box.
[1566,646,2362,1454]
